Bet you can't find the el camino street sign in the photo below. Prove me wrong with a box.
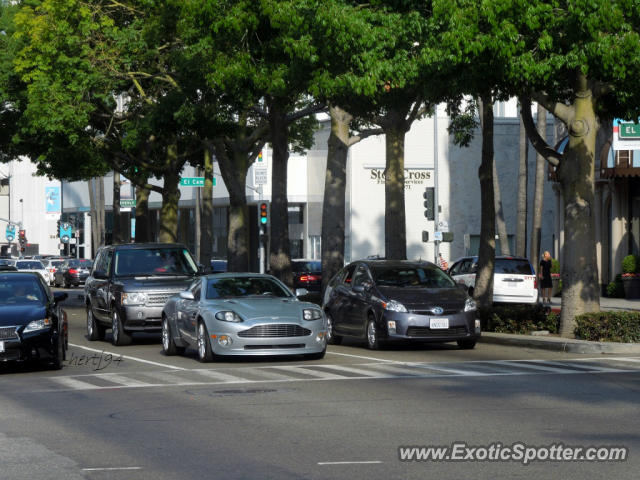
[618,123,640,138]
[179,177,216,187]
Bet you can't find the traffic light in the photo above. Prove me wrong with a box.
[18,229,26,245]
[258,202,269,226]
[423,187,435,220]
[56,219,61,238]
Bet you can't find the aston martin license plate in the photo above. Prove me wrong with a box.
[430,318,449,329]
[0,341,4,353]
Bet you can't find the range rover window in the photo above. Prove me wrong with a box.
[113,248,198,277]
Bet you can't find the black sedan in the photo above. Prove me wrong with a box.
[0,272,68,369]
[292,259,322,293]
[53,258,93,288]
[323,260,480,349]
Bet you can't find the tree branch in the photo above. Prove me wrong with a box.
[348,128,384,147]
[530,91,572,125]
[284,102,327,124]
[520,96,561,167]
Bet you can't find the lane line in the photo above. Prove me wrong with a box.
[326,351,399,363]
[69,343,186,370]
[318,461,382,465]
[82,467,142,471]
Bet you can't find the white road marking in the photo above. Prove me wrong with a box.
[317,364,386,377]
[69,343,186,370]
[326,351,398,363]
[493,360,576,373]
[318,461,382,465]
[99,374,151,387]
[82,467,142,471]
[269,365,345,379]
[406,363,484,376]
[52,377,104,390]
[190,369,251,383]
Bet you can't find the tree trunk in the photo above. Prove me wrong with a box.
[474,94,496,309]
[321,105,350,295]
[200,148,214,268]
[557,77,600,336]
[97,176,105,247]
[493,160,510,255]
[384,124,407,260]
[268,104,293,286]
[112,171,123,243]
[134,184,151,243]
[530,104,546,278]
[88,178,98,257]
[516,110,528,257]
[158,144,181,243]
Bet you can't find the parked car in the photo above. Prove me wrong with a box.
[0,259,16,268]
[15,259,50,284]
[42,258,66,286]
[209,258,228,273]
[161,273,326,361]
[85,243,201,346]
[448,255,538,304]
[323,259,480,350]
[0,265,18,272]
[291,259,322,293]
[53,258,93,288]
[0,272,68,369]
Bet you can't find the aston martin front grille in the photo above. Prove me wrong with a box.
[0,327,18,340]
[238,324,311,338]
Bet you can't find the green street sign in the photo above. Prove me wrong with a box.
[179,177,216,187]
[618,123,640,138]
[120,199,136,207]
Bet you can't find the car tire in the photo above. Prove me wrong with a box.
[457,339,476,350]
[325,314,343,345]
[87,307,105,341]
[50,332,64,370]
[162,316,185,356]
[111,309,132,346]
[197,321,214,363]
[366,317,382,350]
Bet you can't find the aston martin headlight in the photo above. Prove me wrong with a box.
[303,308,323,321]
[382,299,407,312]
[122,292,147,306]
[464,298,477,312]
[23,318,52,333]
[215,311,243,322]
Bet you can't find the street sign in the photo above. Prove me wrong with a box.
[254,167,268,185]
[60,222,73,243]
[5,224,15,242]
[180,177,204,187]
[437,220,449,232]
[434,231,443,241]
[618,123,640,138]
[120,199,136,208]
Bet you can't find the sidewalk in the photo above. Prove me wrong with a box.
[479,296,640,354]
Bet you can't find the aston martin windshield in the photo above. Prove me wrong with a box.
[205,277,292,299]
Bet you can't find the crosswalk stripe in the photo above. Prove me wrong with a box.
[493,360,576,373]
[269,365,345,379]
[536,360,627,373]
[406,363,485,376]
[316,364,386,377]
[52,377,104,390]
[100,374,152,387]
[190,369,250,383]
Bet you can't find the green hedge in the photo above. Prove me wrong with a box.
[574,311,640,343]
[478,304,559,334]
[606,274,625,298]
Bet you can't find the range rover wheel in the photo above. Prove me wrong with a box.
[87,307,105,341]
[197,322,214,362]
[111,309,132,346]
[325,314,343,345]
[162,317,185,356]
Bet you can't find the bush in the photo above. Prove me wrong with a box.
[478,304,559,334]
[606,274,625,298]
[621,254,640,274]
[550,258,560,274]
[574,311,640,342]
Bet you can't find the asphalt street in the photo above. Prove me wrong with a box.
[1,288,639,479]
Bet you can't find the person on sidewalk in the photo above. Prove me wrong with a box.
[539,251,553,304]
[437,253,448,271]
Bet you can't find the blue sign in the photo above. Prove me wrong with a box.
[45,186,61,215]
[5,224,15,242]
[60,222,73,243]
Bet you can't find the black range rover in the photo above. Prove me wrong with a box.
[84,243,201,346]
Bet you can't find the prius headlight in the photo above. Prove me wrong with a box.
[382,299,407,312]
[464,298,477,312]
[303,308,323,321]
[215,311,243,322]
[23,318,52,333]
[122,292,147,306]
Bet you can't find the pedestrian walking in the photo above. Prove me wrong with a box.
[539,251,553,304]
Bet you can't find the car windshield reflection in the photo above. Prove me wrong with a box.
[372,266,456,288]
[0,278,46,304]
[206,277,292,299]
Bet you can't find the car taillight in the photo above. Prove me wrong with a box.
[299,274,320,282]
[68,268,78,274]
[534,279,537,289]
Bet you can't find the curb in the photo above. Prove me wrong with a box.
[479,332,640,354]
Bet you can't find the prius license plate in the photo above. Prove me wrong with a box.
[430,318,449,329]
[0,341,4,353]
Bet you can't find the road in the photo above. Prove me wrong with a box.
[1,288,639,479]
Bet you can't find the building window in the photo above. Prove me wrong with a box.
[309,236,321,260]
[290,239,303,259]
[288,204,304,224]
[616,150,632,168]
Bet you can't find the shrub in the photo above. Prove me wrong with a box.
[550,258,560,274]
[606,274,625,298]
[478,304,559,334]
[574,311,640,342]
[621,254,639,274]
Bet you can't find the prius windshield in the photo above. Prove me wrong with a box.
[372,265,456,288]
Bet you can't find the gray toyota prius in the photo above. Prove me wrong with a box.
[323,259,481,349]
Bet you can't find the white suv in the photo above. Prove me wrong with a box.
[448,256,538,304]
